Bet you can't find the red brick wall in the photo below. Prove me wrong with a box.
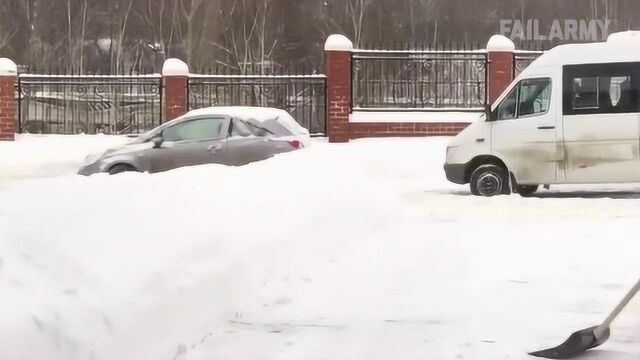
[0,75,16,141]
[326,51,351,143]
[164,75,188,122]
[350,122,470,139]
[487,51,514,104]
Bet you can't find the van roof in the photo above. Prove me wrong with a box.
[524,31,640,73]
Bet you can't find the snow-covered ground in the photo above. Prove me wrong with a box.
[1,135,640,360]
[0,134,129,184]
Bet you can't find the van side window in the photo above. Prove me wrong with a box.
[493,78,551,121]
[496,87,518,120]
[572,77,599,109]
[519,79,552,117]
[564,63,640,115]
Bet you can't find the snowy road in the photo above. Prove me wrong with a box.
[1,136,639,360]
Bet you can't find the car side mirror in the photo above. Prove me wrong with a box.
[152,136,163,149]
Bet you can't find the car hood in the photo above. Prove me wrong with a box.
[103,142,153,158]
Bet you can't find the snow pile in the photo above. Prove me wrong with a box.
[324,34,354,51]
[486,34,516,52]
[0,134,129,183]
[162,58,189,76]
[1,137,640,360]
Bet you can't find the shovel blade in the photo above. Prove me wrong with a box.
[529,326,610,359]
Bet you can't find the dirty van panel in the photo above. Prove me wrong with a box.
[562,113,640,183]
[562,62,640,183]
[491,77,559,185]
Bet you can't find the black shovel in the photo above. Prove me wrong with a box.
[529,277,640,359]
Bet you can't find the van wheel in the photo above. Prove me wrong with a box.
[470,164,509,197]
[517,185,539,197]
[108,164,137,175]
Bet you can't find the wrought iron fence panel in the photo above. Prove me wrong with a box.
[514,51,544,77]
[18,75,162,135]
[352,50,488,111]
[188,75,327,135]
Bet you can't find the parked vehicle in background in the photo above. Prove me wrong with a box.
[78,107,310,175]
[444,31,640,197]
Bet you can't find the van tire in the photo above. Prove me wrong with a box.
[470,164,509,197]
[517,185,539,197]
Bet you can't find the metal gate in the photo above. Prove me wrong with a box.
[188,74,327,136]
[18,75,163,135]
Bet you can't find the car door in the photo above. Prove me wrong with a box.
[225,118,280,166]
[145,116,231,173]
[491,78,560,184]
[562,63,640,183]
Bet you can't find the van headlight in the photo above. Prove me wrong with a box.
[446,146,457,162]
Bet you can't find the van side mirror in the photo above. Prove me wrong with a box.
[485,104,493,121]
[151,136,163,149]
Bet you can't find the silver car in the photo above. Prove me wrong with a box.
[78,107,311,175]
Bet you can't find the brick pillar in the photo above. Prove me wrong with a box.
[325,34,353,143]
[0,58,17,141]
[162,58,189,122]
[486,35,516,105]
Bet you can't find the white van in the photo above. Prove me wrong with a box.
[444,31,640,196]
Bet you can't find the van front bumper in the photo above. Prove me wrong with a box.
[444,163,467,184]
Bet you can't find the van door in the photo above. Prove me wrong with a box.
[491,78,560,184]
[562,63,640,183]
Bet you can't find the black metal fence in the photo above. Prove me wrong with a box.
[18,75,162,135]
[352,49,488,111]
[188,74,327,135]
[14,48,543,136]
[514,51,544,77]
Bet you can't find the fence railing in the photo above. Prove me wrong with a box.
[13,48,543,136]
[17,75,162,135]
[352,49,488,111]
[188,74,327,135]
[514,51,544,77]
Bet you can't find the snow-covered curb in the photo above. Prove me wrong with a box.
[350,110,481,123]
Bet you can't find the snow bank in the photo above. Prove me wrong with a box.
[1,137,640,360]
[0,134,129,183]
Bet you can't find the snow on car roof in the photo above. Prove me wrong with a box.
[185,106,290,121]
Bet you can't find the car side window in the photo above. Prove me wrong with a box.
[231,119,253,137]
[518,79,552,117]
[245,119,274,137]
[163,118,229,142]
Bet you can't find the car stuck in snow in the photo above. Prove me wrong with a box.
[78,106,311,175]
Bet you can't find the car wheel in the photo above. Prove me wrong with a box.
[516,185,539,197]
[108,164,137,175]
[470,164,509,197]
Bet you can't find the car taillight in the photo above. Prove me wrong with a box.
[288,140,303,149]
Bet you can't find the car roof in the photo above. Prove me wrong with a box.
[183,106,289,121]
